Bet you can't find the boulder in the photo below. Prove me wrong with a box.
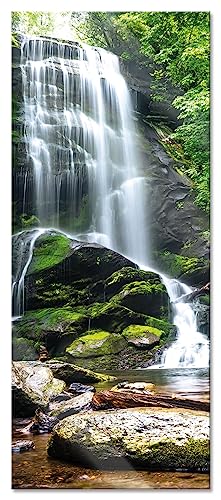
[12,361,66,417]
[66,330,127,358]
[48,407,209,472]
[69,382,95,395]
[48,391,93,419]
[46,360,116,384]
[122,325,163,349]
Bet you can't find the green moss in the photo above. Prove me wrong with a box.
[20,214,40,229]
[13,306,89,342]
[27,234,72,275]
[199,295,210,306]
[120,281,165,296]
[12,337,39,361]
[124,437,209,472]
[66,330,126,358]
[106,267,160,290]
[122,324,163,339]
[155,250,207,279]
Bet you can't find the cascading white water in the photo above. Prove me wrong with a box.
[12,35,209,368]
[12,228,45,318]
[20,36,148,263]
[159,276,209,368]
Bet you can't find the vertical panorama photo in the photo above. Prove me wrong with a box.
[11,11,210,490]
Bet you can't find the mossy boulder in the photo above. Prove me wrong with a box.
[12,307,89,356]
[154,250,209,287]
[12,361,66,417]
[48,407,209,471]
[27,232,72,275]
[46,360,116,385]
[112,280,167,318]
[105,266,163,296]
[66,330,127,358]
[25,239,137,311]
[12,337,39,361]
[122,324,163,349]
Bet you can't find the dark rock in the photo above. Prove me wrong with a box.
[29,409,59,434]
[48,391,93,420]
[12,440,35,453]
[69,382,95,395]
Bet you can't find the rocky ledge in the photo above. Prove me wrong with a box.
[47,407,209,472]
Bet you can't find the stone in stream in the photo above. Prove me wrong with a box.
[111,381,156,394]
[47,408,209,472]
[12,361,66,417]
[48,391,94,420]
[12,440,35,453]
[69,382,95,395]
[46,361,116,385]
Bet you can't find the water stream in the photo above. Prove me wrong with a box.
[12,35,209,369]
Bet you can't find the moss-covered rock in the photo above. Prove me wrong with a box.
[12,337,39,361]
[46,360,116,385]
[12,307,89,356]
[27,233,72,275]
[12,361,66,417]
[105,267,162,295]
[154,250,209,287]
[48,408,209,471]
[66,330,127,358]
[111,280,167,318]
[122,324,163,348]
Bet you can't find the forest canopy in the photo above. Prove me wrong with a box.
[11,11,210,212]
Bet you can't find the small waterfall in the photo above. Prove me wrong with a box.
[12,228,44,318]
[159,276,209,368]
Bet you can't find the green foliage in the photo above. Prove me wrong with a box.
[77,12,209,212]
[12,11,55,35]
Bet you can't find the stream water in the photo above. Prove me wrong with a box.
[12,368,209,490]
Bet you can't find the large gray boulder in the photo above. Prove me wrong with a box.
[12,361,66,417]
[48,407,209,472]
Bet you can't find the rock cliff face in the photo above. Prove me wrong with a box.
[12,37,209,261]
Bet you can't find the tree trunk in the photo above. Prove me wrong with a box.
[92,390,209,412]
[173,282,210,304]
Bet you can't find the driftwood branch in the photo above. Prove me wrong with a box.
[92,390,209,413]
[173,282,210,304]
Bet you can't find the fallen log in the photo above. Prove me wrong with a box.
[92,390,209,413]
[173,282,210,304]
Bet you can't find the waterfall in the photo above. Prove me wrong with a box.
[20,36,148,263]
[12,35,209,368]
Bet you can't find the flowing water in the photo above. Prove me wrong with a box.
[12,35,209,367]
